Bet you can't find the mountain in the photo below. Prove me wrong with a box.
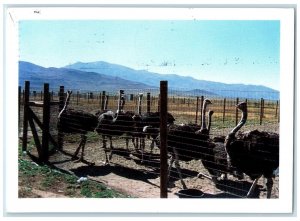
[19,61,156,92]
[19,61,279,100]
[65,61,279,100]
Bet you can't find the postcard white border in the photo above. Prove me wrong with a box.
[3,5,295,216]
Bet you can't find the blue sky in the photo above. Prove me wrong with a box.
[19,20,280,90]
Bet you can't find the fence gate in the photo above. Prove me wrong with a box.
[22,81,61,162]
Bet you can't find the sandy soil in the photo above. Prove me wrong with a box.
[42,135,279,199]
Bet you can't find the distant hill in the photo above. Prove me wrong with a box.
[19,61,155,92]
[19,61,279,100]
[65,61,279,100]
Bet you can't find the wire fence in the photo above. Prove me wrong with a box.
[19,81,279,198]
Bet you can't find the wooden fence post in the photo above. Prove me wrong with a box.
[195,96,199,124]
[160,81,168,198]
[223,98,226,124]
[235,97,239,125]
[18,86,21,126]
[157,94,161,112]
[275,100,278,118]
[260,98,264,125]
[277,100,280,123]
[101,91,106,111]
[99,92,102,107]
[58,86,65,149]
[41,83,50,162]
[147,92,151,114]
[22,81,30,152]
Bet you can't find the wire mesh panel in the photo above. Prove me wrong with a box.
[18,83,279,198]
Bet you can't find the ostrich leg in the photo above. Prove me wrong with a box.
[246,177,260,198]
[172,147,188,189]
[167,154,176,188]
[102,135,110,165]
[197,172,218,183]
[140,137,145,163]
[108,136,114,161]
[266,177,274,199]
[78,135,87,162]
[72,135,95,165]
[72,134,86,160]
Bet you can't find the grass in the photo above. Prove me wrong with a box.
[18,158,130,198]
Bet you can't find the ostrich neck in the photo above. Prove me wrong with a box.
[207,113,212,133]
[58,92,71,118]
[116,93,123,114]
[230,108,247,135]
[200,102,209,130]
[104,96,108,110]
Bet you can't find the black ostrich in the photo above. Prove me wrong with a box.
[140,111,175,154]
[197,110,230,182]
[57,91,98,164]
[224,102,279,198]
[95,91,135,164]
[130,93,148,160]
[166,98,213,189]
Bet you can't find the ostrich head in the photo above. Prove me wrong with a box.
[224,101,248,156]
[200,99,212,132]
[230,101,248,135]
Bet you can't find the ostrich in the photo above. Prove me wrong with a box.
[224,102,279,198]
[140,111,175,154]
[95,91,135,164]
[95,94,109,117]
[165,98,213,189]
[131,93,146,151]
[57,91,98,164]
[197,110,230,182]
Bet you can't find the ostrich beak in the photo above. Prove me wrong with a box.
[205,99,212,105]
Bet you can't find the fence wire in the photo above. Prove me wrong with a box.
[19,85,279,198]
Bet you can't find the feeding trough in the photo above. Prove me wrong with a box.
[175,188,204,198]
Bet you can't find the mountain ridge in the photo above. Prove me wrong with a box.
[19,61,279,100]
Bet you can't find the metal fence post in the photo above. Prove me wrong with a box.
[160,81,168,198]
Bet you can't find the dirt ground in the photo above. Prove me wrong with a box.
[42,134,279,199]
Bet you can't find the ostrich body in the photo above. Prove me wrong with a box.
[131,93,146,153]
[197,110,229,182]
[140,111,175,153]
[57,91,98,164]
[96,91,135,164]
[166,98,213,189]
[224,102,279,198]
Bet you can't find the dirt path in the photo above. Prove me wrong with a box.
[44,139,278,199]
